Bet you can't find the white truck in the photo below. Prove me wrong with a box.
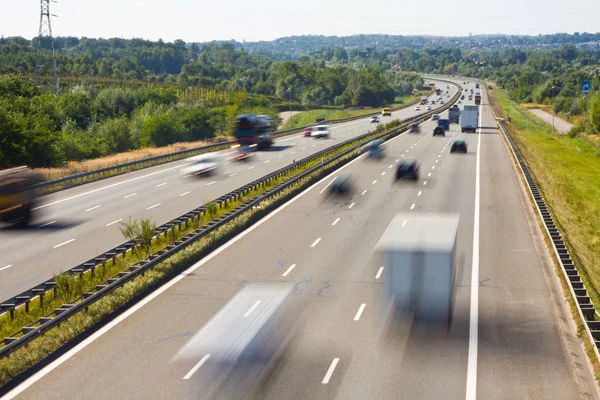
[375,213,459,327]
[169,282,295,394]
[461,105,479,133]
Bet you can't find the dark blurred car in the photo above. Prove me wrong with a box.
[363,139,385,158]
[396,159,420,181]
[410,122,420,133]
[371,116,380,123]
[330,173,353,195]
[0,166,43,227]
[432,114,440,121]
[450,140,468,153]
[437,119,450,131]
[433,126,446,136]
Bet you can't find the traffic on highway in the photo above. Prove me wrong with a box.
[1,79,595,400]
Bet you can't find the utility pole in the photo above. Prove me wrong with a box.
[34,0,59,94]
[551,85,555,135]
[289,86,293,127]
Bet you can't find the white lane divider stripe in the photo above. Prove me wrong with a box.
[38,221,56,228]
[0,265,13,272]
[124,193,137,199]
[423,181,428,186]
[381,172,386,176]
[147,203,161,210]
[249,166,255,170]
[354,304,366,321]
[156,182,167,187]
[322,358,340,384]
[418,191,422,196]
[332,218,340,226]
[375,266,384,279]
[428,173,432,177]
[402,219,407,227]
[85,205,100,212]
[361,190,367,195]
[206,181,216,186]
[183,354,211,380]
[53,239,75,249]
[244,301,261,318]
[410,204,415,210]
[180,191,191,197]
[264,160,271,164]
[311,238,322,248]
[282,264,296,277]
[106,219,123,227]
[229,173,238,177]
[348,202,355,209]
[372,180,377,185]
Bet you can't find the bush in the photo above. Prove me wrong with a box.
[590,93,600,134]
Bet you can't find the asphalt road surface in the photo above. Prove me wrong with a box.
[0,82,455,302]
[4,81,597,400]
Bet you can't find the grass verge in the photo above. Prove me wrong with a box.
[282,91,432,130]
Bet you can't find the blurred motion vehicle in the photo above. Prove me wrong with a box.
[435,88,442,95]
[450,140,468,153]
[376,213,459,328]
[461,105,479,133]
[437,119,450,131]
[169,282,295,395]
[371,116,380,123]
[427,105,432,110]
[410,123,421,133]
[395,159,419,180]
[303,126,314,137]
[232,146,254,162]
[382,107,392,116]
[181,154,219,177]
[475,83,480,89]
[234,114,273,150]
[432,114,440,121]
[448,105,460,124]
[311,125,330,138]
[433,126,445,137]
[414,106,421,111]
[440,100,444,104]
[330,172,353,195]
[363,139,385,158]
[474,93,482,105]
[0,166,43,227]
[460,95,465,100]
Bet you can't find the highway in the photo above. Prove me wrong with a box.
[0,82,455,302]
[3,81,597,400]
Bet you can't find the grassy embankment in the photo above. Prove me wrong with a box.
[488,86,600,311]
[282,91,432,130]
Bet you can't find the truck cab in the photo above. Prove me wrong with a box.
[382,108,392,116]
[0,166,43,227]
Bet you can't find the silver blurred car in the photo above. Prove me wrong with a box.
[181,154,219,177]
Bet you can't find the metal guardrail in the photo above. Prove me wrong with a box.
[488,86,600,363]
[35,92,437,196]
[0,83,463,359]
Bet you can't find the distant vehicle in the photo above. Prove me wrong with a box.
[371,116,380,123]
[421,97,428,104]
[410,122,421,133]
[437,119,450,131]
[433,126,446,136]
[181,154,219,177]
[232,146,254,162]
[435,88,442,95]
[396,159,420,180]
[415,106,421,111]
[440,100,444,104]
[375,213,459,327]
[315,117,326,124]
[431,100,436,105]
[475,83,480,89]
[426,105,432,111]
[450,140,468,153]
[458,100,462,104]
[382,107,392,116]
[464,88,468,91]
[169,282,295,394]
[0,166,43,227]
[432,114,440,121]
[303,126,315,137]
[364,139,385,158]
[448,105,460,124]
[234,114,273,149]
[446,85,450,89]
[474,93,482,105]
[330,172,353,195]
[460,95,465,100]
[311,125,330,138]
[461,105,479,133]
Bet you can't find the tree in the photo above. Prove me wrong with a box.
[589,93,600,133]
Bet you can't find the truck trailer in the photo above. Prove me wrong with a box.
[448,105,460,124]
[461,105,479,133]
[376,213,459,327]
[234,114,274,149]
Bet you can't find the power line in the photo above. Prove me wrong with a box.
[34,0,59,95]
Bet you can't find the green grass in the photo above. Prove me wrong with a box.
[282,91,432,130]
[489,85,600,310]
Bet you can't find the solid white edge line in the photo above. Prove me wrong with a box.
[332,218,340,226]
[183,354,211,380]
[322,358,340,384]
[319,177,338,194]
[243,300,261,318]
[0,103,432,399]
[311,238,322,248]
[353,303,366,321]
[105,219,123,227]
[282,264,296,277]
[465,100,482,400]
[375,266,384,280]
[53,239,75,249]
[0,265,13,272]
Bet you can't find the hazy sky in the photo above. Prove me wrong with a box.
[1,0,599,43]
